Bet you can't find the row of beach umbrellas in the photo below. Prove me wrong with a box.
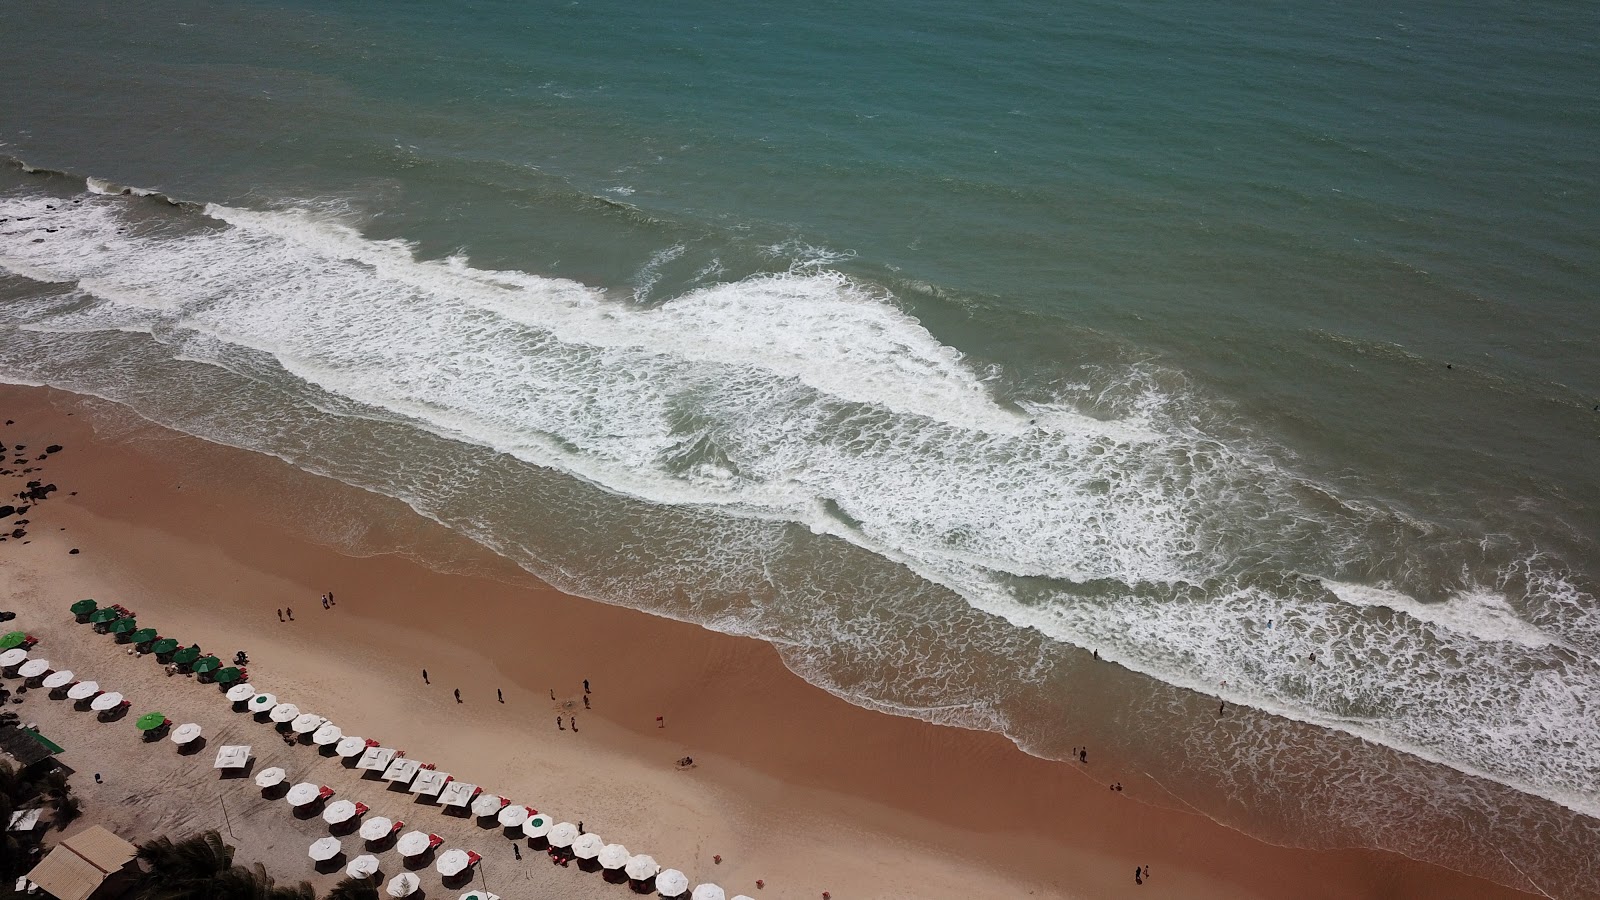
[74,599,245,683]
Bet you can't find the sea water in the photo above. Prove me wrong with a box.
[2,0,1598,894]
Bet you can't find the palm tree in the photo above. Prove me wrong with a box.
[132,832,313,900]
[322,876,380,900]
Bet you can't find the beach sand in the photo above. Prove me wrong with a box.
[0,383,1537,899]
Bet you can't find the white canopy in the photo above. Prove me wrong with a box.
[571,833,604,860]
[291,712,325,734]
[0,648,27,667]
[254,767,287,787]
[437,781,476,807]
[323,799,360,824]
[225,683,255,702]
[386,872,420,897]
[495,804,529,828]
[435,848,472,877]
[359,816,395,841]
[409,770,449,796]
[691,885,726,900]
[336,735,367,758]
[42,670,74,689]
[521,814,552,839]
[66,680,99,700]
[625,854,660,880]
[249,692,278,712]
[597,843,629,870]
[286,782,323,807]
[358,746,396,771]
[312,722,343,745]
[90,691,124,711]
[656,869,690,897]
[395,831,432,857]
[308,836,342,862]
[170,723,202,745]
[268,702,300,722]
[346,854,380,878]
[470,793,504,817]
[213,744,252,769]
[382,758,421,783]
[17,659,50,678]
[546,822,579,848]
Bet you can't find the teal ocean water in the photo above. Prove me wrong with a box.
[3,0,1598,893]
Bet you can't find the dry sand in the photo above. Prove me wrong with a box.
[0,384,1539,899]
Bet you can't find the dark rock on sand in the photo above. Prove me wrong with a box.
[46,445,61,454]
[68,548,79,555]
[0,506,13,519]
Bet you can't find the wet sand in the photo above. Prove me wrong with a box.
[0,383,1537,899]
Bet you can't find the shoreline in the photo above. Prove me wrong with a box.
[0,382,1539,899]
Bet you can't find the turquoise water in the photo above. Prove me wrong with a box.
[3,0,1599,893]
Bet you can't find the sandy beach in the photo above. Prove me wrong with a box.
[0,383,1539,899]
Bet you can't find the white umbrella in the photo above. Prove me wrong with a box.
[547,822,579,848]
[0,648,27,667]
[656,869,690,897]
[336,736,367,758]
[67,680,99,700]
[170,723,202,745]
[346,854,380,878]
[732,895,757,900]
[213,744,251,769]
[521,814,552,839]
[90,691,124,711]
[286,782,323,807]
[291,712,325,734]
[268,702,299,722]
[358,746,396,771]
[359,816,395,841]
[496,804,529,828]
[597,843,629,870]
[396,831,432,857]
[323,800,360,824]
[42,670,74,689]
[435,849,472,877]
[254,767,287,788]
[308,836,342,862]
[312,722,343,745]
[225,683,255,702]
[386,872,420,898]
[571,833,603,860]
[459,892,499,900]
[625,854,660,880]
[691,886,726,900]
[470,793,504,817]
[17,659,50,678]
[249,692,278,712]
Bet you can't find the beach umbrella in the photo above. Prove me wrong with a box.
[171,645,201,665]
[624,855,659,881]
[213,744,252,769]
[149,638,179,655]
[135,712,167,731]
[395,831,432,857]
[42,670,73,689]
[313,722,343,745]
[226,683,256,702]
[67,680,99,700]
[89,608,122,624]
[308,836,342,862]
[250,692,278,712]
[191,655,221,674]
[691,885,726,900]
[90,691,124,711]
[108,619,137,635]
[385,872,420,898]
[470,793,504,817]
[435,849,472,877]
[323,800,360,824]
[336,735,367,757]
[0,648,27,667]
[254,767,287,788]
[213,667,242,684]
[732,896,756,900]
[572,833,603,860]
[547,822,579,848]
[656,869,690,897]
[358,746,396,771]
[269,702,300,723]
[359,816,395,841]
[346,854,380,879]
[0,631,28,649]
[381,758,420,783]
[286,782,323,807]
[17,659,50,678]
[292,713,325,734]
[70,599,97,617]
[496,804,529,828]
[597,843,629,870]
[521,814,552,839]
[128,628,158,644]
[171,723,203,745]
[458,892,499,900]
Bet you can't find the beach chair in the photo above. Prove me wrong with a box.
[354,802,370,818]
[390,820,405,835]
[466,851,482,868]
[426,834,443,851]
[317,785,336,802]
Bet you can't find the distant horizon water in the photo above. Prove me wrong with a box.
[3,0,1598,895]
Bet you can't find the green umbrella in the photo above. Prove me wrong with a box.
[128,628,158,644]
[0,632,27,650]
[89,608,122,624]
[150,638,179,655]
[213,667,242,684]
[108,619,137,634]
[135,712,167,731]
[172,646,201,665]
[70,599,97,616]
[191,656,221,674]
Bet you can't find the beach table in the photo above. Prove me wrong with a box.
[691,885,727,900]
[171,723,202,745]
[90,691,124,711]
[312,722,343,745]
[547,822,579,849]
[572,833,603,860]
[346,854,380,879]
[17,659,50,679]
[0,648,28,668]
[335,735,367,758]
[598,843,629,871]
[496,804,530,828]
[213,744,252,769]
[521,814,552,839]
[409,770,449,797]
[386,872,420,897]
[656,869,690,898]
[226,683,255,703]
[437,781,475,808]
[308,837,342,862]
[268,703,300,723]
[382,757,420,783]
[359,816,397,841]
[66,680,99,700]
[625,854,660,881]
[254,767,287,788]
[42,670,73,690]
[358,746,396,771]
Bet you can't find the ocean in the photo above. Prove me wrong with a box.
[3,0,1598,893]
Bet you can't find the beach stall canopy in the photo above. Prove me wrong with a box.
[66,680,99,700]
[254,767,287,788]
[382,758,421,783]
[336,735,367,758]
[521,814,552,839]
[572,833,604,860]
[286,782,323,807]
[171,646,201,665]
[359,817,395,841]
[0,631,29,649]
[135,712,167,732]
[213,667,243,684]
[90,691,124,711]
[625,854,660,880]
[42,670,74,689]
[409,770,448,796]
[435,849,472,877]
[89,608,122,624]
[308,836,342,862]
[358,746,396,771]
[495,804,529,827]
[17,659,50,678]
[226,683,256,702]
[395,831,432,857]
[0,648,28,667]
[191,656,221,674]
[213,745,252,769]
[268,702,301,723]
[149,638,178,655]
[128,628,158,644]
[656,869,690,897]
[323,800,360,824]
[171,723,202,745]
[597,843,630,870]
[386,872,420,898]
[691,885,727,900]
[312,722,343,745]
[438,781,475,808]
[70,599,97,616]
[547,822,579,848]
[346,854,380,879]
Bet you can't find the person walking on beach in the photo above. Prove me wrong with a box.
[422,669,429,684]
[550,688,556,701]
[1135,866,1142,885]
[571,717,578,733]
[1079,748,1087,763]
[277,609,283,622]
[286,607,293,620]
[583,679,590,694]
[557,716,564,730]
[497,688,503,703]
[582,695,589,709]
[453,688,461,703]
[321,593,329,610]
